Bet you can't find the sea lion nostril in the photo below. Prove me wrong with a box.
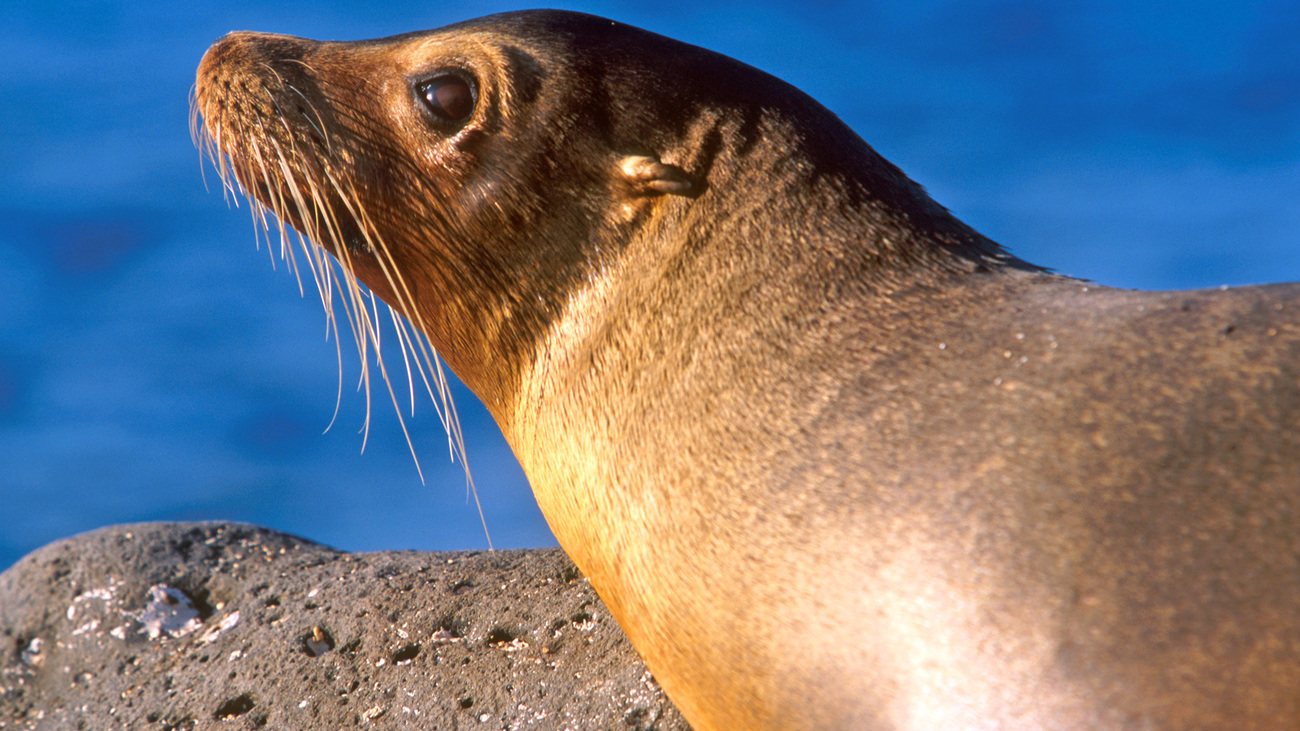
[417,73,475,126]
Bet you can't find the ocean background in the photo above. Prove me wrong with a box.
[2,0,1297,570]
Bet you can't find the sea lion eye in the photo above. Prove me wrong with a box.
[417,73,476,127]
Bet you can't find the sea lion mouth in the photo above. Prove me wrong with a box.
[241,167,374,258]
[193,44,378,262]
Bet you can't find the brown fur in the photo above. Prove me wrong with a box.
[196,11,1300,729]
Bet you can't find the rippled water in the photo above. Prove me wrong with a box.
[2,0,1297,569]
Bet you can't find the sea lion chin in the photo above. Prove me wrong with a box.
[195,10,1300,730]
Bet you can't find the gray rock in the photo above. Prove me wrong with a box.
[0,523,688,730]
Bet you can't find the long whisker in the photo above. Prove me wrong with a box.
[198,70,494,549]
[316,166,492,547]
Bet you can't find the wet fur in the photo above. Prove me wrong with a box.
[197,11,1300,730]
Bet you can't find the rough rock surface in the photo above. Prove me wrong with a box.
[0,522,688,730]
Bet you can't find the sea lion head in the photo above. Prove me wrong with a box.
[194,10,1014,426]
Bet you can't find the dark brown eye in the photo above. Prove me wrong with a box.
[417,73,475,127]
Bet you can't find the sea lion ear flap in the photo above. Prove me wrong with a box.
[618,154,699,197]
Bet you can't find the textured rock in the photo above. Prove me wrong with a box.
[0,523,687,730]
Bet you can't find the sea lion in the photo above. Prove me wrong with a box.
[194,10,1300,730]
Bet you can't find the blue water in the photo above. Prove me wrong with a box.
[2,1,1297,570]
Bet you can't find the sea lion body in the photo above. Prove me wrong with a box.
[195,12,1300,729]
